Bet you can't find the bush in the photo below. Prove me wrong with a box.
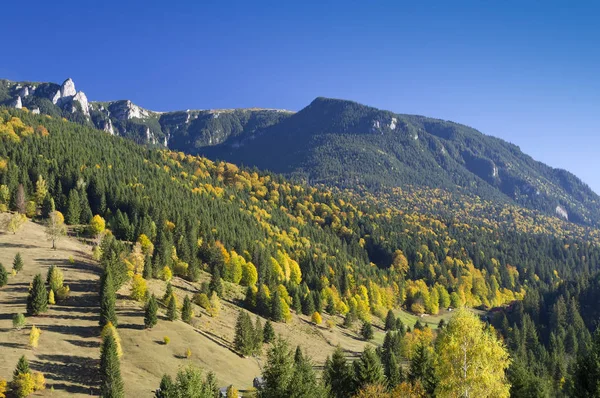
[130,274,147,302]
[29,325,41,348]
[55,285,70,301]
[193,293,210,309]
[186,348,192,358]
[163,336,170,345]
[12,314,26,330]
[361,321,374,340]
[12,373,34,398]
[311,311,322,325]
[68,256,75,264]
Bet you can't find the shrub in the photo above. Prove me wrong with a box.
[193,293,210,309]
[311,311,322,325]
[32,372,45,392]
[12,373,34,398]
[55,285,70,301]
[28,325,41,348]
[68,256,75,264]
[130,274,147,302]
[163,336,170,345]
[186,348,192,358]
[12,314,26,330]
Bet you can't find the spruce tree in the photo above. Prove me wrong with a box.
[100,268,118,327]
[41,195,55,218]
[361,321,374,340]
[385,309,396,331]
[143,254,153,279]
[100,331,125,398]
[209,268,223,297]
[263,320,275,344]
[65,189,81,225]
[13,253,24,273]
[167,293,178,321]
[26,274,48,315]
[324,346,354,398]
[234,310,254,356]
[156,374,174,398]
[395,318,405,335]
[287,346,326,398]
[181,295,193,324]
[571,328,600,397]
[386,352,403,389]
[408,343,436,395]
[259,337,294,397]
[0,263,7,287]
[301,292,315,316]
[353,346,385,392]
[162,282,173,304]
[271,291,283,322]
[144,294,158,329]
[13,355,30,379]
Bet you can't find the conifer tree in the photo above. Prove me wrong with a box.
[13,253,23,273]
[263,320,275,344]
[271,291,283,322]
[162,282,173,304]
[41,195,55,218]
[13,355,30,379]
[143,254,153,279]
[181,295,193,324]
[571,328,600,397]
[0,263,7,287]
[144,294,158,329]
[361,321,374,340]
[288,346,326,398]
[409,343,436,395]
[234,310,255,356]
[258,337,294,398]
[100,269,118,327]
[385,309,396,331]
[100,330,125,398]
[167,293,178,321]
[324,346,354,398]
[353,346,385,392]
[26,274,48,315]
[65,189,81,225]
[209,268,223,297]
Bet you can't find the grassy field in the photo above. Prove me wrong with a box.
[0,219,379,396]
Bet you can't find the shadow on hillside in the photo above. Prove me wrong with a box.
[35,257,101,276]
[119,323,145,330]
[0,341,27,349]
[30,354,99,395]
[0,242,39,249]
[195,329,241,357]
[0,297,26,305]
[52,305,98,314]
[38,323,97,338]
[45,313,99,322]
[338,328,363,342]
[66,339,101,348]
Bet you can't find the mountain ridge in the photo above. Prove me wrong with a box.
[1,77,598,227]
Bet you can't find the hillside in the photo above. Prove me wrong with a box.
[1,105,600,396]
[2,78,599,228]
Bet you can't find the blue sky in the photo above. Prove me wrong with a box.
[3,1,599,192]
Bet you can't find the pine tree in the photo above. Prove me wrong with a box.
[0,263,8,287]
[144,294,158,329]
[167,293,178,321]
[234,310,255,356]
[288,346,326,398]
[385,309,396,331]
[209,268,223,297]
[13,253,24,273]
[26,274,48,315]
[143,254,153,279]
[162,282,173,304]
[301,292,315,316]
[570,328,600,397]
[353,346,385,392]
[361,321,374,340]
[263,320,275,344]
[100,269,118,327]
[65,189,81,225]
[41,195,55,218]
[324,346,354,398]
[156,374,174,398]
[395,318,405,335]
[181,295,193,324]
[259,337,294,398]
[100,330,125,398]
[386,352,403,389]
[271,291,283,322]
[409,343,436,395]
[13,355,30,379]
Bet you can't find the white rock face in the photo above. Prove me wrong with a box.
[556,205,569,220]
[390,117,397,130]
[102,119,115,135]
[32,108,40,115]
[493,166,498,177]
[12,96,22,109]
[52,90,61,104]
[61,78,76,98]
[73,91,90,116]
[18,86,30,97]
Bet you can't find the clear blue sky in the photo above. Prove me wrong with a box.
[3,1,599,192]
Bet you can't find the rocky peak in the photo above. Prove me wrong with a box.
[11,96,22,109]
[72,91,90,117]
[60,78,76,98]
[108,100,151,120]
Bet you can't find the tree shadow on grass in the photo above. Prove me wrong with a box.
[0,341,27,349]
[66,339,101,348]
[37,323,97,338]
[118,323,145,330]
[30,354,100,395]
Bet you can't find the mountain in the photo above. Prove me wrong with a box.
[2,77,599,227]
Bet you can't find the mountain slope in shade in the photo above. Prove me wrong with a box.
[1,78,598,226]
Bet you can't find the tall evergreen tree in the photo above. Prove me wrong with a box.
[143,254,153,279]
[571,328,600,397]
[181,295,193,324]
[324,346,354,398]
[0,263,7,287]
[353,346,385,393]
[65,189,81,225]
[209,268,223,297]
[100,269,118,327]
[167,293,178,321]
[271,291,283,322]
[384,309,396,331]
[144,294,158,329]
[26,274,48,315]
[361,321,374,340]
[263,320,275,344]
[13,252,23,273]
[100,330,125,398]
[234,310,255,356]
[409,343,436,395]
[13,355,30,379]
[258,338,294,398]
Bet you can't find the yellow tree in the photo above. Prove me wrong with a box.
[34,175,48,206]
[89,215,106,237]
[45,211,66,249]
[28,325,41,349]
[434,308,510,398]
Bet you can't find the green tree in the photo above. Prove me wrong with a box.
[571,328,600,398]
[324,346,354,398]
[65,189,81,225]
[234,310,256,356]
[263,320,275,344]
[26,274,48,315]
[209,268,223,297]
[167,293,178,321]
[0,263,7,287]
[271,291,284,322]
[385,309,396,331]
[181,295,193,324]
[13,355,30,379]
[288,346,327,398]
[353,346,385,392]
[258,337,295,398]
[100,330,125,398]
[409,343,436,395]
[100,268,118,327]
[162,282,173,304]
[46,265,64,294]
[41,195,55,218]
[434,308,510,398]
[13,253,23,273]
[361,321,374,341]
[144,294,158,329]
